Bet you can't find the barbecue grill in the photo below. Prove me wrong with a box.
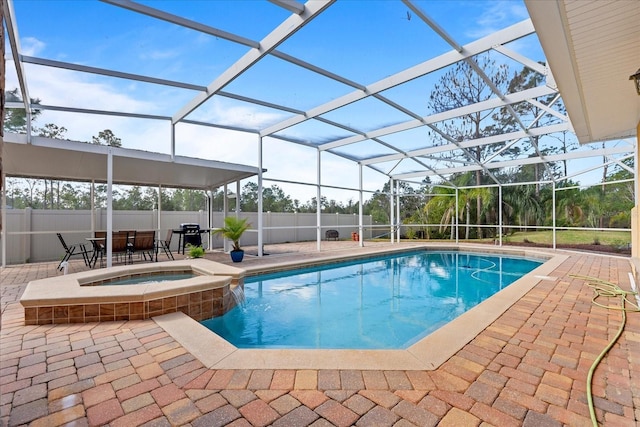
[174,223,210,254]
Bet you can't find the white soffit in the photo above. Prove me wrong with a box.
[525,0,640,144]
[2,135,260,190]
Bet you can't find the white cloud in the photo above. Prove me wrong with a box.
[20,37,45,56]
[466,1,529,39]
[141,49,180,61]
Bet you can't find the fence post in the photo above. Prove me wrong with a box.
[24,207,32,263]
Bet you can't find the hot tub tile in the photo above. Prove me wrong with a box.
[189,292,202,305]
[189,303,202,318]
[177,295,189,307]
[24,307,38,324]
[131,302,144,315]
[202,290,214,301]
[115,303,129,316]
[37,306,53,322]
[163,297,177,310]
[202,300,213,318]
[69,305,84,319]
[149,300,163,313]
[100,304,115,317]
[85,304,100,317]
[53,305,69,323]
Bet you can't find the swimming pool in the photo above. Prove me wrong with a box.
[201,251,543,349]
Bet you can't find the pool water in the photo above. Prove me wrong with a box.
[103,273,195,286]
[201,251,543,349]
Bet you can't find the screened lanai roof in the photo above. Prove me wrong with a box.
[3,0,638,192]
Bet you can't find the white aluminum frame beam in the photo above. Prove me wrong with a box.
[4,0,31,141]
[319,85,556,151]
[268,0,305,15]
[360,123,569,165]
[173,0,335,124]
[393,145,633,180]
[21,55,207,92]
[101,0,259,48]
[261,19,536,136]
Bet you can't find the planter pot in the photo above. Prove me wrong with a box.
[230,250,244,263]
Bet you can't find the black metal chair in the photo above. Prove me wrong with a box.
[158,229,175,260]
[56,233,89,270]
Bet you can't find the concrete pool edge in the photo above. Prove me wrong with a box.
[154,245,568,371]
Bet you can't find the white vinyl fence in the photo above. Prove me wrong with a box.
[2,208,372,265]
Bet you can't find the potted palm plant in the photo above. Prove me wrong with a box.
[214,216,251,262]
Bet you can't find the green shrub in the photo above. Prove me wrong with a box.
[187,244,205,258]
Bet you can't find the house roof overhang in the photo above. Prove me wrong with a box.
[525,0,640,144]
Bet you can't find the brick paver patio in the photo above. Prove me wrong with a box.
[1,243,639,426]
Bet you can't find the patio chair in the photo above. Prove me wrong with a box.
[132,230,157,262]
[158,229,175,260]
[56,233,90,270]
[112,231,131,264]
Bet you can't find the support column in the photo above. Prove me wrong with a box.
[396,180,401,242]
[498,185,503,246]
[157,185,162,238]
[455,188,459,244]
[552,181,557,250]
[358,164,363,247]
[632,121,640,259]
[316,150,322,251]
[258,136,264,256]
[90,181,95,234]
[106,147,113,268]
[390,179,395,244]
[236,181,241,218]
[170,124,176,160]
[1,173,6,268]
[223,184,229,253]
[207,189,214,250]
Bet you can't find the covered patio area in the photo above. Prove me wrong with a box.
[1,242,638,426]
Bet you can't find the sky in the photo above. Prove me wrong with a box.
[5,0,634,204]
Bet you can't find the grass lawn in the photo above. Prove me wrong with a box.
[501,229,631,246]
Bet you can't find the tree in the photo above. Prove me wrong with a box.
[502,184,543,230]
[500,64,566,194]
[92,129,122,147]
[3,89,43,133]
[428,54,511,238]
[425,185,457,239]
[37,124,69,208]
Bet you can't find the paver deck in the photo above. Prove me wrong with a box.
[1,242,639,426]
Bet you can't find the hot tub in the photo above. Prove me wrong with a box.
[20,259,245,325]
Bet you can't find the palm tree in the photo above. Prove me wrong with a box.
[554,185,585,227]
[503,184,543,230]
[425,186,456,239]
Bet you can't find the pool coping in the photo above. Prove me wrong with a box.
[154,244,568,371]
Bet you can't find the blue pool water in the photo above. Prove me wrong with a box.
[201,251,543,349]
